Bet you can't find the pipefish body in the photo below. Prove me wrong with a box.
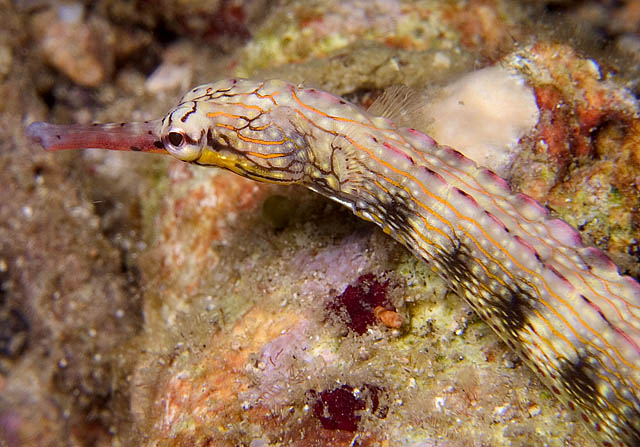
[26,78,640,446]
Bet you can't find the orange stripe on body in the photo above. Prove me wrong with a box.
[256,90,279,105]
[411,146,640,339]
[237,134,286,146]
[290,89,401,133]
[290,89,639,385]
[428,160,640,365]
[207,111,245,120]
[216,101,265,113]
[341,133,640,376]
[246,151,289,159]
[216,123,286,146]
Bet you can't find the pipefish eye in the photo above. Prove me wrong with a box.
[167,131,184,147]
[162,128,203,161]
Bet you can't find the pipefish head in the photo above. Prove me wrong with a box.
[160,79,308,184]
[26,79,308,184]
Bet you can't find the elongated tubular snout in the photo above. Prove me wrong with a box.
[26,120,167,153]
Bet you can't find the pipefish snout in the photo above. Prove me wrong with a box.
[27,78,640,447]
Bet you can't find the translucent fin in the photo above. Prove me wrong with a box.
[367,85,431,131]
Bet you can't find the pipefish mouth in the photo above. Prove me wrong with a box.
[27,78,640,447]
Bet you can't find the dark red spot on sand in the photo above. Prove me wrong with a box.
[309,384,386,432]
[328,273,393,335]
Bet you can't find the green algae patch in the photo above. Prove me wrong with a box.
[237,0,487,79]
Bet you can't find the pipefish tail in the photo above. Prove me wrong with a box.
[26,78,640,447]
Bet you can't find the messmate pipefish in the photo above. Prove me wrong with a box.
[26,78,640,447]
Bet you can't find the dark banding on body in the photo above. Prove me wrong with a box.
[26,78,640,447]
[446,243,534,335]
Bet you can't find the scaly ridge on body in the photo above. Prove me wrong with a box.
[26,78,640,446]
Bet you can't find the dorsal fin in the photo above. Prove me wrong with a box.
[367,85,431,131]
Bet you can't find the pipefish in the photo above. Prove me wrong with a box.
[26,78,640,447]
